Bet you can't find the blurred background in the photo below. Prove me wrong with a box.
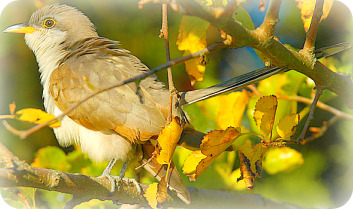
[0,0,352,208]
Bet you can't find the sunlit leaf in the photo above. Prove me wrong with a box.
[157,177,168,205]
[216,90,249,130]
[183,127,241,181]
[296,0,334,32]
[156,117,183,165]
[177,16,210,84]
[15,108,61,128]
[238,150,255,189]
[253,95,277,138]
[263,147,304,175]
[144,178,168,209]
[144,182,159,209]
[276,113,300,140]
[238,140,268,177]
[201,127,240,156]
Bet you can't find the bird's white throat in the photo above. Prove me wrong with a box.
[25,30,69,114]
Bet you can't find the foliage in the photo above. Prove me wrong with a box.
[0,0,352,208]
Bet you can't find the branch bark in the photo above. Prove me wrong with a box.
[170,0,353,107]
[0,141,302,209]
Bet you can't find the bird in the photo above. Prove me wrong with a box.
[4,3,349,205]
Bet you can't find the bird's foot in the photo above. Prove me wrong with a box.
[122,177,142,195]
[98,174,120,196]
[98,175,142,196]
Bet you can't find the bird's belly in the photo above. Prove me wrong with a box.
[53,107,134,162]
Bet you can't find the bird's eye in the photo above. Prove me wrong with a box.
[43,18,56,29]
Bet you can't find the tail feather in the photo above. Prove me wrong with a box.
[181,66,284,105]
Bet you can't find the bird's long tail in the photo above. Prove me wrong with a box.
[180,66,284,105]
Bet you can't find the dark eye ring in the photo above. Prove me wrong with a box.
[43,18,56,29]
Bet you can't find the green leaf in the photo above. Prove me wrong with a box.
[31,146,71,172]
[233,6,255,30]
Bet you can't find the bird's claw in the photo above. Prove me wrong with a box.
[98,174,120,196]
[123,177,142,195]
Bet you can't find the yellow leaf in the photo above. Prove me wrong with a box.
[216,90,249,130]
[276,113,300,140]
[201,127,241,156]
[143,177,169,209]
[15,108,61,128]
[238,150,255,189]
[263,147,304,175]
[238,140,268,177]
[144,182,158,209]
[177,16,210,84]
[182,150,208,181]
[296,0,334,32]
[253,95,277,138]
[183,127,241,180]
[182,150,207,175]
[156,177,168,204]
[156,117,184,165]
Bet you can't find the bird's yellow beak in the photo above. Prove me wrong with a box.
[3,23,38,34]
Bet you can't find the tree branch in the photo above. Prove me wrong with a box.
[0,141,303,209]
[169,0,353,107]
[258,0,282,37]
[160,4,176,122]
[303,0,324,53]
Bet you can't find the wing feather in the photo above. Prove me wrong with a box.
[50,39,171,142]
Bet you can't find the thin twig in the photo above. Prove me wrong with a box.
[297,87,323,142]
[4,42,225,139]
[300,115,339,144]
[279,95,353,121]
[259,0,282,36]
[0,115,15,120]
[160,4,175,122]
[303,0,324,53]
[247,84,353,121]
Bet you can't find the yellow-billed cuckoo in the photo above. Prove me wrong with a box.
[4,4,350,204]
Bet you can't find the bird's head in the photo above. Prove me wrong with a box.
[3,4,98,55]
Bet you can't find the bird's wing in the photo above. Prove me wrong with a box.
[49,39,170,142]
